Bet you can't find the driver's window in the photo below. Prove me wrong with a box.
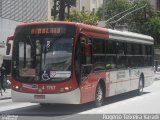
[80,35,92,80]
[80,36,86,65]
[36,40,42,55]
[80,37,92,65]
[19,42,31,68]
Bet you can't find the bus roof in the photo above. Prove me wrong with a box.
[16,21,78,28]
[108,29,154,45]
[15,21,154,44]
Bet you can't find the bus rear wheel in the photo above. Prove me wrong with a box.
[95,83,104,107]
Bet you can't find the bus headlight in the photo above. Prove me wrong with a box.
[60,86,71,92]
[15,86,19,89]
[64,87,69,91]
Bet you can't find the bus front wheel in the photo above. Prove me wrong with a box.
[95,83,104,107]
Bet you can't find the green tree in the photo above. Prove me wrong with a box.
[97,0,159,45]
[66,10,99,25]
[129,0,156,32]
[97,0,132,21]
[143,17,160,45]
[51,0,76,21]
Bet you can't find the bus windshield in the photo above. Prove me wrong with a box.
[12,24,76,83]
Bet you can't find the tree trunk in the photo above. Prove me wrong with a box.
[59,0,65,21]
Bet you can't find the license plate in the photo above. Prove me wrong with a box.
[34,95,45,99]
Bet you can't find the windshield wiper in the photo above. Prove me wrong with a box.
[27,35,34,49]
[43,37,62,65]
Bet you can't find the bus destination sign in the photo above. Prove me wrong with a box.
[31,27,65,35]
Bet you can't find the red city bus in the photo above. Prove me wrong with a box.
[11,21,154,107]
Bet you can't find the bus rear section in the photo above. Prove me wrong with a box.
[11,22,82,104]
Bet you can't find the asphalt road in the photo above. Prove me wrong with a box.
[0,79,160,120]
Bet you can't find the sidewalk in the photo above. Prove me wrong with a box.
[155,71,160,80]
[0,89,11,100]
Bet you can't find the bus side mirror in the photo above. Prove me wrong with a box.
[6,36,14,55]
[6,44,11,55]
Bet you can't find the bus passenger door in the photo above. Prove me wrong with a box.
[77,34,96,103]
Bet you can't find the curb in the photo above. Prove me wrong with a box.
[0,89,11,100]
[0,97,11,100]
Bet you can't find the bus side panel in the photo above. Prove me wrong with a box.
[80,72,106,104]
[143,67,154,87]
[130,67,154,91]
[116,70,130,94]
[108,71,117,96]
[130,69,139,91]
[80,73,98,104]
[109,69,131,96]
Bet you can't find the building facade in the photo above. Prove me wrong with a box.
[76,0,103,12]
[149,0,160,11]
[0,0,51,69]
[0,0,50,22]
[0,0,51,43]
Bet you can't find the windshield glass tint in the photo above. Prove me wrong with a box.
[12,24,75,83]
[41,38,72,71]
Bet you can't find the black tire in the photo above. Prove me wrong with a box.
[137,76,144,95]
[95,83,104,107]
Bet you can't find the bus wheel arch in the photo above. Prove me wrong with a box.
[94,79,106,107]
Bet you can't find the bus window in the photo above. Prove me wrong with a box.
[126,43,132,55]
[106,56,116,69]
[117,56,127,69]
[92,38,105,54]
[92,38,105,66]
[106,40,116,54]
[80,34,92,80]
[116,42,125,55]
[80,36,92,65]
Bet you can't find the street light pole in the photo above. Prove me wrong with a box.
[59,0,65,21]
[48,0,51,20]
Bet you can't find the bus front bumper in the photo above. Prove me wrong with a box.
[11,88,80,104]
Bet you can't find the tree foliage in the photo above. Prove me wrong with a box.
[97,0,160,45]
[97,0,132,20]
[66,10,99,25]
[129,0,156,32]
[51,0,76,21]
[144,17,160,45]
